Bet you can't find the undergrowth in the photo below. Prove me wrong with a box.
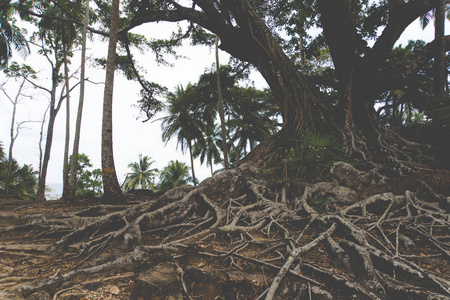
[266,130,345,192]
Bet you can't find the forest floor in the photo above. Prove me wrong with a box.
[0,162,449,299]
[0,198,138,299]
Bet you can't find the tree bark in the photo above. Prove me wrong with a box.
[68,0,90,200]
[434,0,447,101]
[101,0,124,203]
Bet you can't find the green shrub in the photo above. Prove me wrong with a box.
[267,130,344,186]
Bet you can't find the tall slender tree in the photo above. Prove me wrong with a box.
[216,36,229,170]
[68,0,90,200]
[32,2,78,201]
[101,0,124,202]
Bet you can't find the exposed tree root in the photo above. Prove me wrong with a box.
[1,163,448,299]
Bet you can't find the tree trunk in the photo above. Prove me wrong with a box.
[434,0,447,116]
[216,36,229,170]
[36,105,57,201]
[68,0,90,200]
[188,141,197,186]
[209,157,214,177]
[226,1,334,133]
[101,0,124,203]
[62,49,70,199]
[5,78,26,194]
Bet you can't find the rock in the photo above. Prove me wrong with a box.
[134,263,179,299]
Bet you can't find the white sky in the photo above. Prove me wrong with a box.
[0,15,441,197]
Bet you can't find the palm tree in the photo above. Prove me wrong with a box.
[193,122,222,176]
[101,0,123,202]
[157,160,192,192]
[228,87,279,156]
[0,158,37,200]
[123,154,158,192]
[159,84,203,186]
[0,1,30,69]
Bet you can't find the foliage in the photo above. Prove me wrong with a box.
[0,157,37,200]
[160,83,204,152]
[68,154,102,198]
[227,86,279,155]
[307,196,332,214]
[123,154,158,192]
[0,0,30,69]
[157,160,192,192]
[192,122,222,175]
[0,141,4,160]
[267,131,344,185]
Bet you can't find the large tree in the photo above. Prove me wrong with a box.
[119,0,446,171]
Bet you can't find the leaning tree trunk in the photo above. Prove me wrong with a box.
[36,73,64,202]
[36,105,57,202]
[101,0,124,203]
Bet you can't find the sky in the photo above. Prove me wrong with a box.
[0,13,441,198]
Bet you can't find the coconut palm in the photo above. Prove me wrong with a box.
[228,87,279,156]
[157,160,192,192]
[159,84,203,186]
[123,154,158,192]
